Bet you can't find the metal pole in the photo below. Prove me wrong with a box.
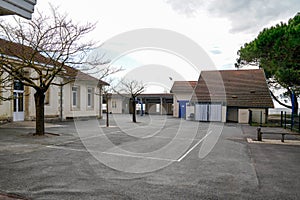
[280,111,283,127]
[284,112,287,129]
[298,113,300,133]
[60,84,63,122]
[160,97,163,115]
[99,87,103,119]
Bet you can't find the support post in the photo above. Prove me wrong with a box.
[280,111,283,127]
[99,87,103,119]
[257,128,262,141]
[284,112,287,129]
[298,113,300,133]
[160,97,163,115]
[59,84,63,122]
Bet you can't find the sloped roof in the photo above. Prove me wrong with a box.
[192,69,274,108]
[170,81,197,93]
[0,38,108,86]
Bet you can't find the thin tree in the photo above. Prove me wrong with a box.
[116,79,145,123]
[0,6,108,135]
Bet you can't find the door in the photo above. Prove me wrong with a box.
[178,100,189,118]
[13,91,24,121]
[195,103,222,122]
[227,107,238,122]
[195,104,208,121]
[209,104,222,121]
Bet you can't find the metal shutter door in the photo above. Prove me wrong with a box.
[209,104,222,122]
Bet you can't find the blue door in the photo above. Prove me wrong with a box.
[178,100,189,118]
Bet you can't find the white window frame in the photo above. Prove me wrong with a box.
[87,87,94,108]
[71,85,80,109]
[112,100,117,108]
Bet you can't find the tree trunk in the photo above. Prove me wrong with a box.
[34,91,45,135]
[132,100,136,123]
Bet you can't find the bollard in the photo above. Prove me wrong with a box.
[257,128,262,141]
[281,134,285,143]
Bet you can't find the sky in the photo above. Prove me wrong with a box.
[8,0,300,92]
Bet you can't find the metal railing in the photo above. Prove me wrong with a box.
[281,111,300,133]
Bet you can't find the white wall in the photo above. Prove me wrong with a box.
[25,79,101,120]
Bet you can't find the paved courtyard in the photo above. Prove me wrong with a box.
[0,114,299,199]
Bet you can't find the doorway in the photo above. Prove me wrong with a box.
[13,80,24,121]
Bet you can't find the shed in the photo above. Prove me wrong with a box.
[191,69,274,123]
[170,81,197,118]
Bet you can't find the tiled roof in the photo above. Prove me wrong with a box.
[0,38,108,85]
[170,81,197,93]
[192,69,274,108]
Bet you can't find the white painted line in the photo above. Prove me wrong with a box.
[101,151,178,162]
[46,145,87,152]
[153,135,201,141]
[177,130,212,162]
[46,145,177,162]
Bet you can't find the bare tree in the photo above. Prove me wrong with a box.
[0,6,108,135]
[116,79,145,123]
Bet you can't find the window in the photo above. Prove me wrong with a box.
[72,86,80,108]
[87,87,94,108]
[156,104,160,113]
[112,100,117,108]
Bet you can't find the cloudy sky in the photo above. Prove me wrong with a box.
[30,0,299,91]
[15,0,300,91]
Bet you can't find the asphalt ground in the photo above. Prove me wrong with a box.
[0,114,299,199]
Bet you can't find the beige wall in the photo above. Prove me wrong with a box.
[0,78,102,121]
[249,108,267,124]
[62,81,100,119]
[238,109,249,124]
[0,97,12,121]
[185,105,194,120]
[221,106,227,123]
[107,96,123,114]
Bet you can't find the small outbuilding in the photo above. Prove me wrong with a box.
[190,69,274,123]
[171,81,197,118]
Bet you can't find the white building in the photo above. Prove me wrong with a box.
[0,39,108,122]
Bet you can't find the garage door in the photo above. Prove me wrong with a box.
[195,103,222,122]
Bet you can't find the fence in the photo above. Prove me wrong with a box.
[249,110,300,133]
[280,111,300,133]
